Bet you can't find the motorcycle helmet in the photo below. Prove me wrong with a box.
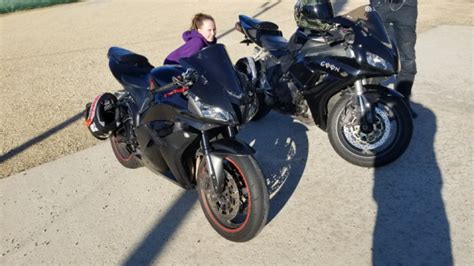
[294,0,335,31]
[84,93,118,140]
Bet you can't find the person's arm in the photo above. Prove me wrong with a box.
[177,38,205,59]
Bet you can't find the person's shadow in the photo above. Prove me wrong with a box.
[238,111,309,223]
[372,102,453,265]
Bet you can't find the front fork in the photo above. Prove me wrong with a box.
[353,79,375,130]
[199,126,236,193]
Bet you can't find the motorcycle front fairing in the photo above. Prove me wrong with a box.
[179,44,258,192]
[332,5,400,77]
[179,44,248,125]
[137,44,256,191]
[295,6,400,130]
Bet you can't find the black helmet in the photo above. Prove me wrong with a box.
[294,0,335,31]
[84,93,118,140]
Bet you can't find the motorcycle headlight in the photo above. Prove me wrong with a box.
[189,94,236,123]
[366,51,393,71]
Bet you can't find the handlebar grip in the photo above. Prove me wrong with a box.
[151,69,196,93]
[152,82,176,92]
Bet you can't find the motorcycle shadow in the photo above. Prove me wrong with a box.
[238,111,309,224]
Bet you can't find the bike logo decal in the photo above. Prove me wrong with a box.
[320,61,341,73]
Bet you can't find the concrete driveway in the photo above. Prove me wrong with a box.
[1,1,473,265]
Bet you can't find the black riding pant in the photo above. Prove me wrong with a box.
[371,1,418,98]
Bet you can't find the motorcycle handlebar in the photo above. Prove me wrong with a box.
[153,82,176,92]
[151,68,197,93]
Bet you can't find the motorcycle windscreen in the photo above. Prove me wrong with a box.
[342,5,391,46]
[179,44,243,114]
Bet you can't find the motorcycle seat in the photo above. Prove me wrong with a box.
[108,46,154,68]
[239,15,279,31]
[108,46,154,90]
[107,48,152,104]
[120,74,151,104]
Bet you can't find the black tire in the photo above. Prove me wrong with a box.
[235,58,272,122]
[110,135,142,169]
[197,155,269,242]
[251,92,272,121]
[327,92,413,167]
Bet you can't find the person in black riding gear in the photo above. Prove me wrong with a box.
[370,0,418,118]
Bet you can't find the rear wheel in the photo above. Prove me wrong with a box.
[235,57,271,121]
[327,92,413,167]
[252,92,272,121]
[110,135,142,169]
[197,155,269,242]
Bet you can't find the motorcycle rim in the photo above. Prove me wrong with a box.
[110,134,141,168]
[199,157,251,233]
[111,135,134,161]
[337,99,401,157]
[339,102,400,156]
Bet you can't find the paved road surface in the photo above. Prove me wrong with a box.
[1,5,472,266]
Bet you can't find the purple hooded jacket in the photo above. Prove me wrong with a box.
[164,30,216,65]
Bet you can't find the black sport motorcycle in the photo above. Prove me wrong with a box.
[234,5,413,167]
[84,44,269,242]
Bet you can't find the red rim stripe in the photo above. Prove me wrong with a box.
[201,157,251,234]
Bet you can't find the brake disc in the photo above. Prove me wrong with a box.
[206,173,241,221]
[342,107,392,150]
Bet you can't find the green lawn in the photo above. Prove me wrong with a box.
[0,0,79,14]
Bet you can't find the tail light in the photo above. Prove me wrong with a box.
[235,22,243,33]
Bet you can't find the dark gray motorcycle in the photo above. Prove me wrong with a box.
[85,44,269,242]
[235,5,413,167]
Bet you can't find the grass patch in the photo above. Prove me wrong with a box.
[0,0,79,14]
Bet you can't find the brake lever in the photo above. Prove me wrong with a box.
[173,69,197,87]
[328,27,353,46]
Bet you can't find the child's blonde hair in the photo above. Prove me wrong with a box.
[190,13,215,30]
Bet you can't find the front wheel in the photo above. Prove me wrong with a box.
[327,93,413,167]
[197,155,269,242]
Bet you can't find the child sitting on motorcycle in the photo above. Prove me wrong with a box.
[164,13,217,65]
